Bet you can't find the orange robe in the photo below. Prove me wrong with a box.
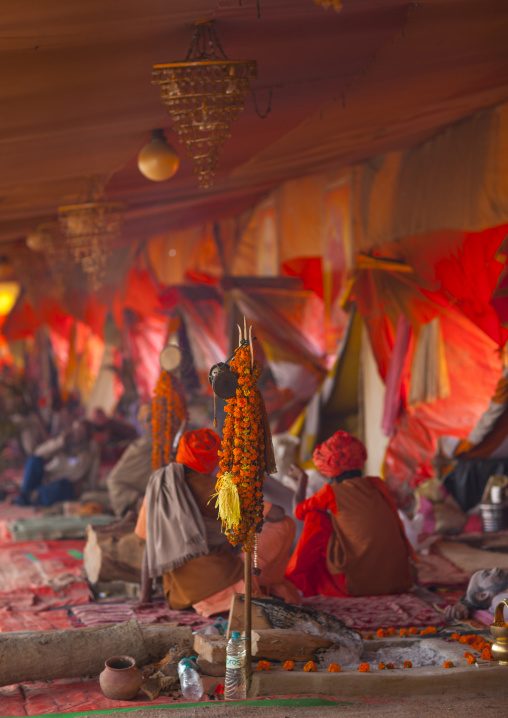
[135,468,244,610]
[286,477,415,598]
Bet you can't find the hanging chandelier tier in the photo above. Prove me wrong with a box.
[28,222,73,294]
[58,201,126,291]
[152,21,257,189]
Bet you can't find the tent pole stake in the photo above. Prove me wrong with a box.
[244,550,252,690]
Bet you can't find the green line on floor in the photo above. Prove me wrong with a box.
[16,696,354,718]
[67,549,84,559]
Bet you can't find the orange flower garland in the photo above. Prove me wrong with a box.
[358,663,370,672]
[304,661,317,672]
[443,661,454,668]
[152,370,188,471]
[378,662,386,670]
[283,661,295,671]
[403,661,412,668]
[215,340,276,552]
[328,663,341,672]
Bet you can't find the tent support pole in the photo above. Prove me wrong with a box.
[244,550,252,690]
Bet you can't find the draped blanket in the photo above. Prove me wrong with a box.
[144,464,208,579]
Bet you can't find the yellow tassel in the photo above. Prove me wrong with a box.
[210,472,241,531]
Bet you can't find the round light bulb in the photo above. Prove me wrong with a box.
[26,231,45,252]
[137,129,180,182]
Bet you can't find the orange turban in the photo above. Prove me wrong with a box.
[176,429,221,474]
[312,431,367,478]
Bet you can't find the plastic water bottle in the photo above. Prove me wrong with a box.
[225,631,246,701]
[177,657,203,701]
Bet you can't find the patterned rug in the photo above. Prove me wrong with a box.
[302,591,446,629]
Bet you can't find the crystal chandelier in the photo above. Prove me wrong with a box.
[314,0,342,10]
[152,21,257,189]
[27,222,73,294]
[58,199,126,291]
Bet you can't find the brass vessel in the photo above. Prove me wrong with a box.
[490,598,508,665]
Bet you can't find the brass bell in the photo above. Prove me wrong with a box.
[490,598,508,665]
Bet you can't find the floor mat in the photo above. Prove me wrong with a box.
[415,550,471,586]
[434,539,508,573]
[70,601,217,632]
[302,592,446,629]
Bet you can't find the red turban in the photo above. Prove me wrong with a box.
[176,429,221,474]
[312,431,367,478]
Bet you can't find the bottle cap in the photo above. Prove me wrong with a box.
[179,656,197,670]
[231,631,242,640]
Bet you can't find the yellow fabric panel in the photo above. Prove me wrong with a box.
[323,308,363,417]
[146,226,206,285]
[277,175,327,262]
[352,102,508,252]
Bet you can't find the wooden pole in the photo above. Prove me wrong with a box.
[244,550,252,687]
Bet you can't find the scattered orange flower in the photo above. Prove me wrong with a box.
[420,626,438,636]
[481,647,492,661]
[365,633,374,640]
[283,661,294,671]
[467,655,476,665]
[378,662,386,670]
[408,627,419,635]
[386,663,395,669]
[256,660,271,671]
[376,628,387,638]
[451,633,460,641]
[463,651,473,659]
[399,629,409,637]
[304,661,317,672]
[358,663,370,672]
[443,661,454,668]
[387,627,397,636]
[328,664,341,672]
[403,661,412,668]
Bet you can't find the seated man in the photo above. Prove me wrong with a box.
[192,500,301,617]
[285,431,415,598]
[135,428,244,611]
[445,568,508,620]
[14,419,100,507]
[90,407,139,459]
[437,366,508,511]
[106,403,153,517]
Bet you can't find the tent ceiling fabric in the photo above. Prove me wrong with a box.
[1,0,508,247]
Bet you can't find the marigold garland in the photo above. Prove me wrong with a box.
[152,370,188,471]
[303,661,317,672]
[215,340,276,551]
[283,661,295,671]
[328,663,341,672]
[403,661,412,668]
[443,661,454,668]
[365,633,374,640]
[358,663,370,672]
[378,662,386,670]
[467,655,476,665]
[386,663,395,669]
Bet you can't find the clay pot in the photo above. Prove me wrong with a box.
[99,655,142,700]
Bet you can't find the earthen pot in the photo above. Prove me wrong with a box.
[99,655,142,700]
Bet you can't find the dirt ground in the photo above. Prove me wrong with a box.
[87,695,508,718]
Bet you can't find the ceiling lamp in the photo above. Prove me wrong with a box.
[58,180,126,291]
[0,282,20,316]
[314,0,342,10]
[138,129,180,181]
[152,20,257,189]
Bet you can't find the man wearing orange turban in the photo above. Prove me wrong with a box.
[285,431,415,598]
[135,428,244,610]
